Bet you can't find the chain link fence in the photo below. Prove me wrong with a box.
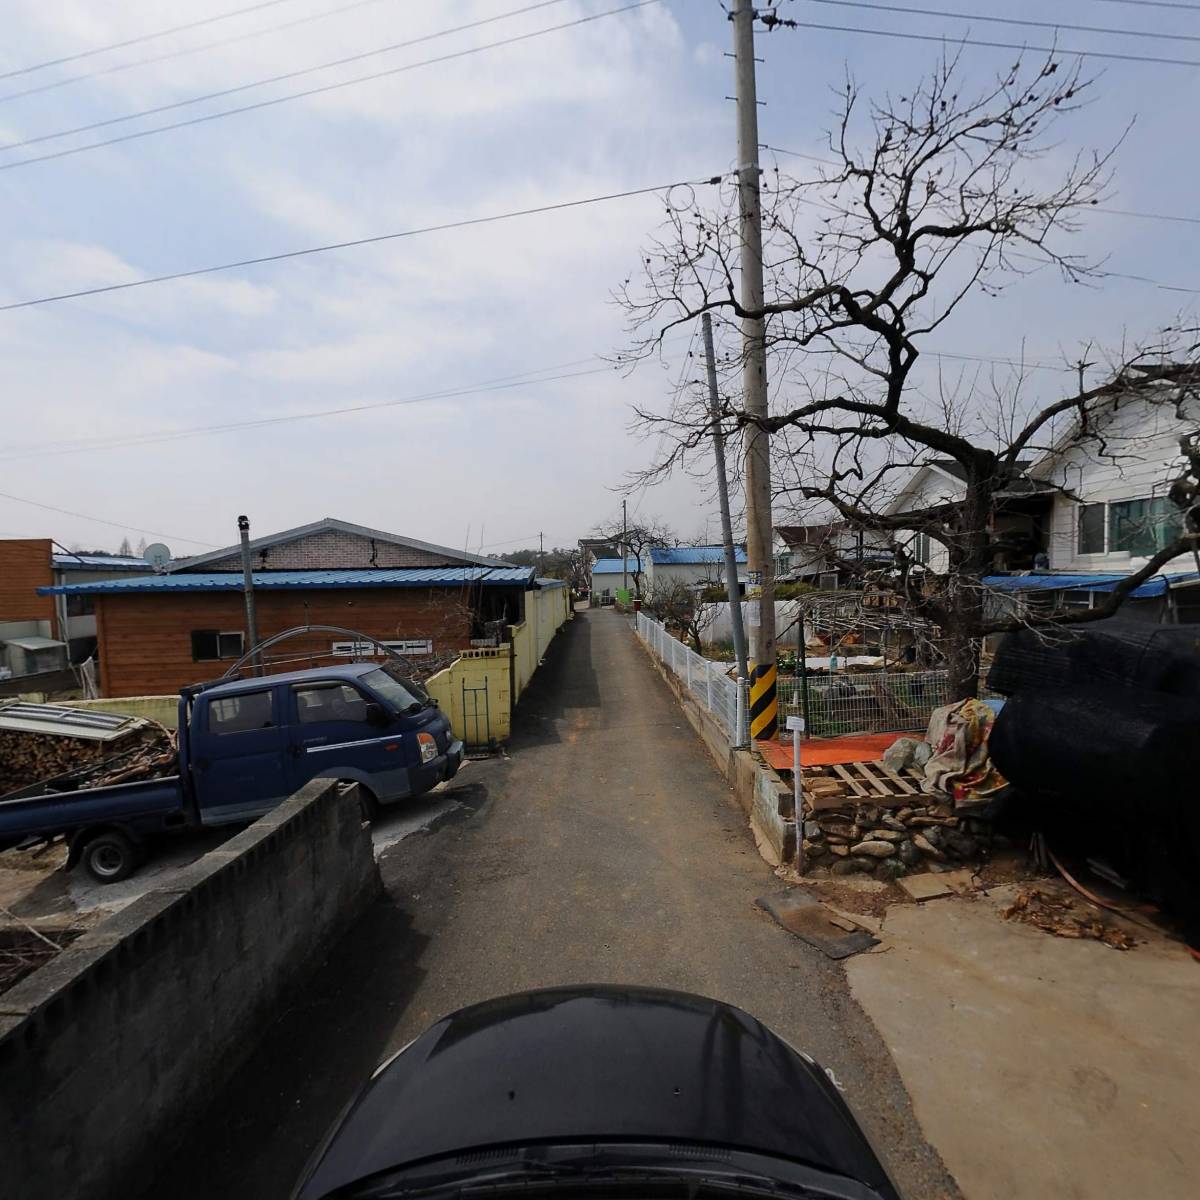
[777,669,950,737]
[638,612,952,740]
[636,612,748,746]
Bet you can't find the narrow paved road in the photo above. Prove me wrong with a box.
[152,610,957,1199]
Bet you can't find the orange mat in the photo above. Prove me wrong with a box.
[760,730,921,772]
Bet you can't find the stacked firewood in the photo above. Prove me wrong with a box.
[0,724,176,797]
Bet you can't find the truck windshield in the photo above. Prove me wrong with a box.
[362,666,429,714]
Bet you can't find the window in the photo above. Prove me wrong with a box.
[191,630,245,661]
[912,533,932,565]
[294,683,371,724]
[66,594,95,617]
[1109,497,1183,557]
[208,690,275,734]
[1058,589,1096,610]
[361,666,429,713]
[330,639,432,657]
[1077,503,1106,555]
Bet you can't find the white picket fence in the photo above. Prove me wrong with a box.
[636,612,749,747]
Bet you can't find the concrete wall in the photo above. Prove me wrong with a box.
[0,779,381,1200]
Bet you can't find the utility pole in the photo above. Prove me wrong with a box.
[621,498,629,598]
[702,312,749,684]
[238,515,260,675]
[732,0,777,742]
[538,531,545,577]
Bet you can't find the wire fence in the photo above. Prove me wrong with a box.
[636,612,748,746]
[777,669,951,737]
[639,611,953,741]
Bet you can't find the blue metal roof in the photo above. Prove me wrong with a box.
[39,566,535,596]
[981,571,1200,600]
[649,546,747,566]
[591,557,639,574]
[52,554,150,571]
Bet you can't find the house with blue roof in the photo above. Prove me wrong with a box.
[589,546,748,601]
[36,518,563,697]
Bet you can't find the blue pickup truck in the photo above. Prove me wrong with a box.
[0,662,463,883]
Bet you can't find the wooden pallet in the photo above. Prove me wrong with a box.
[815,761,926,808]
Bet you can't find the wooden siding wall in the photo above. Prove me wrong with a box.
[95,588,473,697]
[0,539,54,622]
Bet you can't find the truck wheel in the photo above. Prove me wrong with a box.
[357,787,380,822]
[82,831,138,883]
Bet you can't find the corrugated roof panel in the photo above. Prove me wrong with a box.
[649,546,748,566]
[39,566,535,596]
[51,554,150,571]
[591,558,639,574]
[0,700,143,740]
[981,572,1200,600]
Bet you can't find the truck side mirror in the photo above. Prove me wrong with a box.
[364,702,388,727]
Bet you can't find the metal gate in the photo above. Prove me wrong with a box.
[461,674,493,749]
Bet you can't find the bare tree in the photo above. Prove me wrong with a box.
[644,579,718,653]
[590,516,676,599]
[619,52,1200,698]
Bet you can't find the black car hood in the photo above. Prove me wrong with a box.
[295,985,898,1199]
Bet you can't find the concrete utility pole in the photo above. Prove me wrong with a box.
[621,498,629,598]
[237,515,260,675]
[702,312,749,684]
[538,531,545,577]
[732,0,777,742]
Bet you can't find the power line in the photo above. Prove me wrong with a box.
[0,174,722,312]
[0,0,573,148]
[0,0,406,106]
[0,1,653,168]
[1094,0,1200,11]
[0,0,304,82]
[806,0,1200,43]
[769,15,1200,67]
[0,488,216,546]
[761,143,1200,226]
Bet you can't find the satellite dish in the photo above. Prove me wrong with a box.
[143,543,172,571]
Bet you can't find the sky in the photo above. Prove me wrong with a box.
[0,0,1196,559]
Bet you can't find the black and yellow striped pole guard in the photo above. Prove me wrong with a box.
[748,660,778,742]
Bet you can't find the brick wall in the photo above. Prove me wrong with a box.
[0,539,54,622]
[196,531,461,572]
[96,587,474,696]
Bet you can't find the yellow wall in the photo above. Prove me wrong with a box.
[430,584,570,745]
[426,648,511,745]
[509,583,569,701]
[64,695,181,729]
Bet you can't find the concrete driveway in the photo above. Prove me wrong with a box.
[141,608,957,1200]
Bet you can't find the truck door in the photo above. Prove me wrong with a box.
[190,686,289,824]
[287,680,403,796]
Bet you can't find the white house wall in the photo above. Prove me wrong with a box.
[886,467,963,575]
[649,562,749,590]
[1037,394,1198,575]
